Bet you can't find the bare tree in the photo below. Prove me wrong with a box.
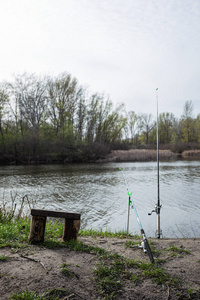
[76,90,87,142]
[0,88,9,138]
[127,111,138,143]
[138,113,155,145]
[5,73,48,134]
[159,112,176,144]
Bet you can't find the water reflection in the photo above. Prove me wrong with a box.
[0,160,200,238]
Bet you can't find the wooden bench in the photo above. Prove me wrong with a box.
[28,209,81,244]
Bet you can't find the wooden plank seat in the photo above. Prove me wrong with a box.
[28,209,81,244]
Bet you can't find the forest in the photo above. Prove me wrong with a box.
[0,72,199,164]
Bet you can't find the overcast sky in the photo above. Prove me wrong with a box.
[0,0,200,117]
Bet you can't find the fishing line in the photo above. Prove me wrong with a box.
[120,167,154,263]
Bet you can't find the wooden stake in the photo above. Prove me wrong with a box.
[28,216,46,243]
[63,219,80,242]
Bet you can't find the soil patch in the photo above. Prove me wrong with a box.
[1,236,200,299]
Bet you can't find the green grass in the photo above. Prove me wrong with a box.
[125,240,141,248]
[10,288,70,300]
[10,289,45,300]
[94,260,123,298]
[0,217,30,248]
[166,245,191,256]
[0,255,10,262]
[187,288,200,299]
[42,288,70,299]
[139,261,179,286]
[79,228,141,239]
[0,215,141,249]
[61,263,79,279]
[44,219,63,239]
[93,253,179,298]
[0,217,64,248]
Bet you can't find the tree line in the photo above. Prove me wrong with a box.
[0,72,199,164]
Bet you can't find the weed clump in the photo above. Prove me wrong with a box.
[10,288,70,299]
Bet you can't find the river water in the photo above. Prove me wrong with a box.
[0,160,200,238]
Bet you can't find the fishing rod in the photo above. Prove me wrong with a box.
[120,168,154,263]
[148,88,162,238]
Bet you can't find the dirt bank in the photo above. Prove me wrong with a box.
[1,236,200,299]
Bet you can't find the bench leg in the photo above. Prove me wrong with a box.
[63,219,80,242]
[28,216,47,244]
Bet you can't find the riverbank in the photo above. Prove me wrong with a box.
[1,149,200,165]
[0,218,200,299]
[105,149,200,162]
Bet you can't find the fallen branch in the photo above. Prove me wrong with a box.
[65,292,83,299]
[166,287,170,300]
[20,254,47,272]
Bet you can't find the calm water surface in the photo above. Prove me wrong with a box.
[0,161,200,238]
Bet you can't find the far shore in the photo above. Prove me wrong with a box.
[1,149,200,165]
[105,149,200,162]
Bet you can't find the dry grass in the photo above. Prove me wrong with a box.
[106,149,177,162]
[182,150,200,157]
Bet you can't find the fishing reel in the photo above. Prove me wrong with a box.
[148,204,162,215]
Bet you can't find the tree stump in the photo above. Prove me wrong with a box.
[28,216,47,243]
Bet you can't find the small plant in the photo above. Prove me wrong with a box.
[42,288,70,299]
[0,272,8,278]
[94,256,143,298]
[10,289,45,300]
[45,219,63,239]
[0,217,30,248]
[94,261,123,297]
[197,260,200,263]
[187,288,200,299]
[0,255,10,262]
[10,288,70,299]
[139,261,179,286]
[125,240,140,248]
[166,245,191,256]
[61,263,79,279]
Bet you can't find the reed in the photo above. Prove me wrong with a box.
[0,191,38,223]
[106,149,176,162]
[182,150,200,157]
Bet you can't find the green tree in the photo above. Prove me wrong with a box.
[180,100,195,143]
[100,103,127,144]
[194,114,200,143]
[86,94,127,145]
[48,73,82,139]
[170,118,181,144]
[159,112,176,144]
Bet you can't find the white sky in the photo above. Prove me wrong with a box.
[0,0,200,117]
